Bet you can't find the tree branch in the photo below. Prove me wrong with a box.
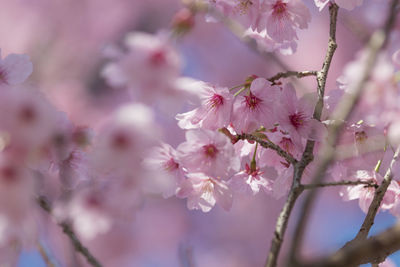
[341,146,400,251]
[268,71,318,84]
[289,0,399,264]
[264,4,340,267]
[237,133,297,165]
[301,179,377,190]
[37,242,57,267]
[37,196,103,267]
[301,222,400,267]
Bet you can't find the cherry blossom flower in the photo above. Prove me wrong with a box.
[260,0,311,43]
[177,129,240,178]
[89,104,159,177]
[231,77,279,133]
[340,170,381,213]
[230,163,273,195]
[0,49,32,85]
[65,185,143,240]
[176,82,234,130]
[276,84,324,148]
[143,143,186,198]
[177,173,233,212]
[0,85,61,154]
[101,32,183,106]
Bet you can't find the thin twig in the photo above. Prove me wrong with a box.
[268,71,318,84]
[301,222,400,267]
[237,133,297,165]
[289,0,399,265]
[37,196,103,267]
[37,242,57,267]
[301,179,377,190]
[342,146,400,247]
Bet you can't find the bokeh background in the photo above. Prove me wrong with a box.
[0,0,398,266]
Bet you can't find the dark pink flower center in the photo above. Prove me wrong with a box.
[0,165,18,184]
[272,1,287,15]
[355,131,368,143]
[86,193,102,208]
[208,93,224,109]
[111,131,131,150]
[244,92,262,110]
[289,112,306,129]
[203,144,218,158]
[244,163,263,180]
[18,104,36,124]
[150,50,166,66]
[164,158,179,172]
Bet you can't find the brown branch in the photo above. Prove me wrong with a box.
[237,133,297,165]
[301,179,377,190]
[289,0,399,265]
[265,163,305,267]
[37,242,57,267]
[268,71,318,84]
[341,146,400,251]
[264,5,340,267]
[301,222,400,267]
[37,196,103,267]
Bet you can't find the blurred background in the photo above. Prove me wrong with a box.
[0,0,398,266]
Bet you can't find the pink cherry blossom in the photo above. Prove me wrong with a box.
[260,0,311,43]
[340,170,381,213]
[143,143,186,198]
[231,77,279,133]
[0,85,61,153]
[276,84,324,148]
[0,49,32,85]
[177,129,240,178]
[177,173,233,212]
[89,104,159,177]
[381,180,400,211]
[101,32,183,105]
[230,163,273,196]
[176,82,234,130]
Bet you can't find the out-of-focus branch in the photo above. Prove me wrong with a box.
[268,71,318,84]
[264,4,340,267]
[301,179,377,190]
[237,133,297,165]
[36,196,103,267]
[301,222,400,267]
[289,0,400,264]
